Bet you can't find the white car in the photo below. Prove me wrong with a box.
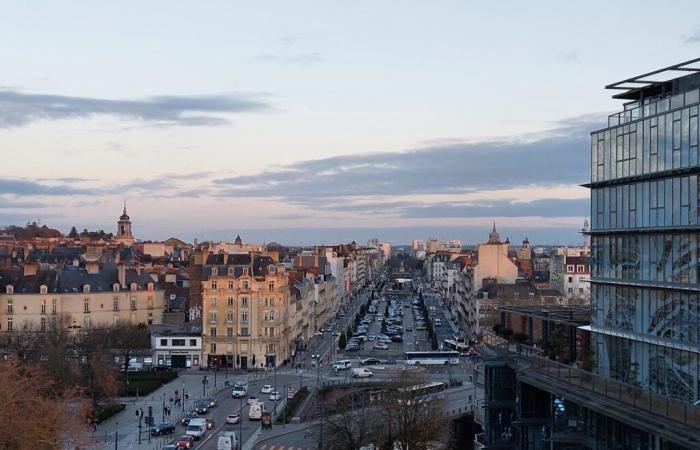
[352,368,373,378]
[261,384,273,394]
[225,413,240,424]
[269,391,282,401]
[247,396,259,406]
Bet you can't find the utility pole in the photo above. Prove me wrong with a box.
[114,421,118,450]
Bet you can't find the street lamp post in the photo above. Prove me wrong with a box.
[239,396,243,448]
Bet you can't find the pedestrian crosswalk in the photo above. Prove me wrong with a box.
[257,444,319,450]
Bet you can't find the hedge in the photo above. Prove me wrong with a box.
[119,371,178,396]
[93,403,126,423]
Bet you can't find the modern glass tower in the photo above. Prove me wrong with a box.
[589,58,700,403]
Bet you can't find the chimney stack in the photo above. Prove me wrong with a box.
[118,263,126,288]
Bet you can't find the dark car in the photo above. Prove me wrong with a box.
[205,397,218,408]
[163,446,178,450]
[391,335,404,343]
[150,421,175,436]
[360,358,382,366]
[206,418,216,430]
[194,401,209,414]
[181,412,198,426]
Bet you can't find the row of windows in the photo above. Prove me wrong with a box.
[209,280,276,291]
[592,175,700,230]
[209,326,275,337]
[592,284,700,344]
[211,297,279,307]
[3,313,151,332]
[5,297,150,314]
[4,282,151,295]
[593,333,700,403]
[591,234,700,284]
[159,338,198,347]
[209,310,276,324]
[592,104,700,183]
[209,343,276,354]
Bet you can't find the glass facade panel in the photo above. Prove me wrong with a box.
[591,84,700,407]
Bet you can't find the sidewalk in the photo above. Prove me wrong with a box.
[89,370,233,449]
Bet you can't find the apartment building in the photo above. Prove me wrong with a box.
[200,252,290,369]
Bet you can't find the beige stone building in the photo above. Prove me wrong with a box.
[199,251,290,369]
[0,263,164,334]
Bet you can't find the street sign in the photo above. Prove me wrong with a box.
[287,386,295,399]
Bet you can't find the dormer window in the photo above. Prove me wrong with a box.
[40,285,48,295]
[5,285,13,295]
[211,267,218,276]
[147,282,154,291]
[228,267,234,276]
[83,284,90,294]
[113,283,120,292]
[243,267,249,276]
[130,283,138,292]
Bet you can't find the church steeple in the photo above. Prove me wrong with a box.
[234,234,242,246]
[116,203,134,246]
[488,222,501,244]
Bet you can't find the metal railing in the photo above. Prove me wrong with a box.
[484,336,700,429]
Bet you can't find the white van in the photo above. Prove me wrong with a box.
[352,368,373,378]
[232,383,247,398]
[248,401,263,420]
[186,418,207,440]
[217,431,238,450]
[332,360,352,372]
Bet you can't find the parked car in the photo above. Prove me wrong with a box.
[261,384,273,394]
[406,326,413,332]
[150,422,175,436]
[391,335,404,342]
[176,435,194,449]
[181,412,198,426]
[373,343,389,350]
[226,413,240,424]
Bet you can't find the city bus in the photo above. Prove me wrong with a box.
[397,381,447,405]
[442,339,470,354]
[404,351,460,365]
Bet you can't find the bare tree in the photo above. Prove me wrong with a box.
[376,371,449,450]
[317,371,448,450]
[103,321,151,376]
[320,389,382,449]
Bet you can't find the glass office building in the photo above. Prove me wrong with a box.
[589,59,700,403]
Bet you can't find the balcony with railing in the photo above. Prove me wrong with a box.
[607,88,700,127]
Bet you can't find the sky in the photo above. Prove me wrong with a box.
[1,0,699,245]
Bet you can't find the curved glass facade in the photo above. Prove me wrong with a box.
[591,91,700,404]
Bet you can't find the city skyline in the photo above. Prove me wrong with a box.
[3,1,700,243]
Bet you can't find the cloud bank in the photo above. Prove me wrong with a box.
[0,90,271,128]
